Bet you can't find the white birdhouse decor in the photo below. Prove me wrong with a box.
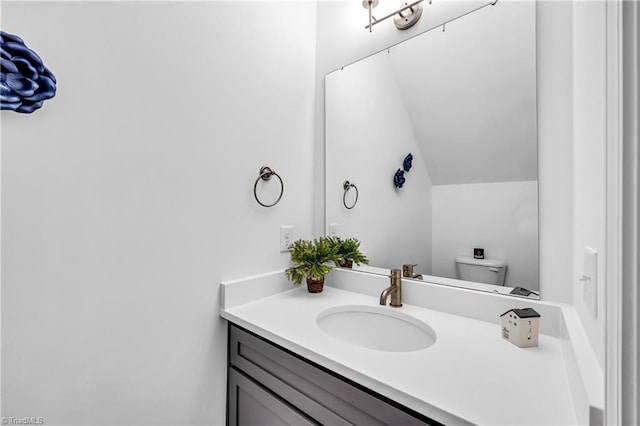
[501,308,540,348]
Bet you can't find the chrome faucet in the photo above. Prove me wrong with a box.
[380,269,402,307]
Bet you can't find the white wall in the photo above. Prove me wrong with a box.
[533,0,608,370]
[1,2,316,424]
[536,0,574,304]
[571,0,607,370]
[325,53,433,271]
[431,181,539,289]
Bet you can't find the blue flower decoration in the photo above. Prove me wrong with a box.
[1,31,57,113]
[394,169,406,188]
[403,153,413,172]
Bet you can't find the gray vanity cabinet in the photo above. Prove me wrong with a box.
[227,324,440,426]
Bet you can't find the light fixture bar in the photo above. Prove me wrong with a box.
[368,2,373,32]
[365,0,424,30]
[363,0,379,32]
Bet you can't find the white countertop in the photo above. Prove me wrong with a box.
[220,272,579,425]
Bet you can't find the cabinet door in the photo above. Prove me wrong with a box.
[228,367,317,426]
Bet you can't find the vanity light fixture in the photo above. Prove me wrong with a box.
[363,0,424,32]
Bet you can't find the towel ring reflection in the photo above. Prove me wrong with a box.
[254,166,284,208]
[342,180,359,210]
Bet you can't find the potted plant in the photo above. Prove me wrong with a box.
[285,237,340,293]
[333,237,369,269]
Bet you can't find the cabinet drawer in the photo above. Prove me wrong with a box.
[228,324,439,425]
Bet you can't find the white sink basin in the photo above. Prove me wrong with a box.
[316,305,437,352]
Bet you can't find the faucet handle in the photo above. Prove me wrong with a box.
[402,263,417,277]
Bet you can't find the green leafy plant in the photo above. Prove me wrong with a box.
[332,237,369,267]
[285,237,340,285]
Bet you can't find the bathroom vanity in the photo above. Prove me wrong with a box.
[228,324,435,425]
[220,269,603,425]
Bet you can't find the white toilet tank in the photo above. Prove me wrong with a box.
[455,257,507,286]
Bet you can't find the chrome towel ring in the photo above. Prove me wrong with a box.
[254,166,284,208]
[342,180,359,209]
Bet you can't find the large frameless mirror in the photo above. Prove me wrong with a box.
[325,0,539,298]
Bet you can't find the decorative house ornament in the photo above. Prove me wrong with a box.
[1,31,57,113]
[500,308,540,348]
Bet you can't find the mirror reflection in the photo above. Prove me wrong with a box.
[325,0,539,296]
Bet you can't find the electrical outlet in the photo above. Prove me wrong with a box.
[280,226,294,252]
[328,223,338,237]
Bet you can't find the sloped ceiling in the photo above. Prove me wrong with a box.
[388,0,537,185]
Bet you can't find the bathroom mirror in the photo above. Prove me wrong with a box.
[325,0,539,296]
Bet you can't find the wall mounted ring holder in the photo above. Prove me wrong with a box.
[253,166,284,208]
[342,180,359,209]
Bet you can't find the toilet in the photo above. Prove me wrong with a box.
[455,257,507,286]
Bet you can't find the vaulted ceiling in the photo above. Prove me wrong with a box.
[388,0,537,185]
